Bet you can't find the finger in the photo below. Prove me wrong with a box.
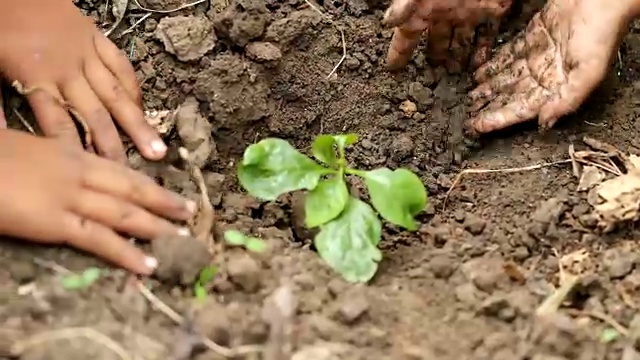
[81,153,196,221]
[93,32,143,107]
[61,76,126,162]
[84,57,167,160]
[72,189,188,240]
[474,31,526,83]
[426,21,453,64]
[0,85,6,129]
[472,19,501,68]
[467,80,548,134]
[386,16,429,70]
[469,58,528,111]
[63,214,158,274]
[539,62,608,129]
[447,24,475,73]
[26,84,84,148]
[383,0,419,27]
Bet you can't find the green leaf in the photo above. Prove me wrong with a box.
[194,285,207,300]
[305,175,349,228]
[245,238,267,253]
[600,328,620,343]
[224,230,248,246]
[333,134,358,150]
[362,168,427,230]
[61,267,102,290]
[238,138,330,201]
[312,135,339,166]
[311,134,358,166]
[314,197,382,283]
[198,265,218,284]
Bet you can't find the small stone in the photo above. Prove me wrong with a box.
[399,100,417,115]
[227,254,262,292]
[463,213,486,235]
[333,290,369,324]
[603,248,636,279]
[245,41,282,62]
[344,56,361,69]
[462,257,508,293]
[407,82,433,110]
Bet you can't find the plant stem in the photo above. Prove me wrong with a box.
[345,168,366,177]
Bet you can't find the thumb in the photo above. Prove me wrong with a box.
[383,0,419,27]
[538,60,608,127]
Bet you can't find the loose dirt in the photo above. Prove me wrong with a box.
[3,0,640,359]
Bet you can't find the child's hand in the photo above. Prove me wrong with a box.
[0,130,196,274]
[383,0,512,71]
[0,0,164,162]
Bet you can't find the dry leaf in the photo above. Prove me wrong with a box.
[592,170,640,231]
[105,0,129,36]
[577,166,605,191]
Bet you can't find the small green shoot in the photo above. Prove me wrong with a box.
[599,328,620,343]
[60,267,103,290]
[224,230,267,253]
[194,264,218,300]
[237,134,428,283]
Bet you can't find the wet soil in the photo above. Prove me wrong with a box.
[3,0,640,359]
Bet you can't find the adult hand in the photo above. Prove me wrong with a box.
[467,0,633,134]
[0,130,196,275]
[0,0,164,162]
[383,0,512,72]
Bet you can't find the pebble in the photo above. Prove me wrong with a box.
[462,257,508,293]
[463,213,487,235]
[429,254,455,279]
[332,290,370,324]
[399,100,417,115]
[603,248,637,279]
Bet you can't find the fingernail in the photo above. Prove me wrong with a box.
[178,227,191,236]
[186,200,197,214]
[150,139,167,156]
[145,256,158,271]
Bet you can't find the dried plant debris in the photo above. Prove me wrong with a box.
[573,137,640,232]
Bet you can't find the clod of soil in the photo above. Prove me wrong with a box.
[213,0,269,47]
[155,15,216,62]
[245,41,282,62]
[176,96,216,168]
[151,235,212,285]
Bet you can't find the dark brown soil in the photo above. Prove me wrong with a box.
[3,0,640,359]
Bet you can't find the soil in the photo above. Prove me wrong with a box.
[3,0,640,359]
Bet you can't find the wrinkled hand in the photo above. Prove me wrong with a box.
[0,130,196,274]
[383,0,512,71]
[0,0,164,162]
[467,0,633,134]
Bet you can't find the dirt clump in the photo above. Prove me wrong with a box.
[155,15,216,62]
[213,0,269,47]
[151,235,211,285]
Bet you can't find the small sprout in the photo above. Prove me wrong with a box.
[237,134,428,282]
[224,230,267,253]
[600,328,620,343]
[194,264,218,301]
[61,267,103,290]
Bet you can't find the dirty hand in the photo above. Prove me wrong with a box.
[467,0,634,134]
[0,0,164,162]
[383,0,512,71]
[0,130,196,274]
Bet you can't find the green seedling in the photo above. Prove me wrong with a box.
[194,264,218,300]
[599,328,620,343]
[237,134,428,283]
[61,267,103,290]
[224,230,267,253]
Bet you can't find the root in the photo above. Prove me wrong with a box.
[443,159,572,210]
[179,147,215,250]
[135,280,263,357]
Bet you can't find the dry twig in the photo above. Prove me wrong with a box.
[12,108,36,135]
[134,280,263,357]
[179,147,215,249]
[303,0,347,79]
[10,327,132,360]
[444,159,572,210]
[565,309,630,337]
